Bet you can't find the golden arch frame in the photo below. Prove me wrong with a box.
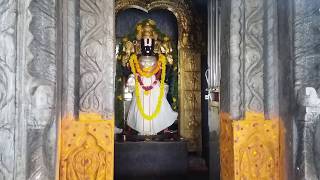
[115,0,202,151]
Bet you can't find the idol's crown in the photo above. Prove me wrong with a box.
[118,19,175,66]
[136,19,158,40]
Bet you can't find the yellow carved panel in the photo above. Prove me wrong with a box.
[220,112,280,180]
[58,113,114,180]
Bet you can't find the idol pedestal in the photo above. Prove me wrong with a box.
[115,140,188,178]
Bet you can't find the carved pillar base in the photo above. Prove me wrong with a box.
[58,113,114,180]
[220,112,280,180]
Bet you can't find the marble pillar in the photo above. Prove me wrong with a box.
[26,1,57,179]
[207,0,220,179]
[0,0,58,179]
[0,0,116,179]
[219,0,294,179]
[293,0,320,179]
[0,1,17,179]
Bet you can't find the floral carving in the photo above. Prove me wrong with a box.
[220,112,280,180]
[80,0,115,118]
[244,0,264,113]
[59,113,114,180]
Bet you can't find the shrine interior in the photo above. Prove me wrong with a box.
[114,1,211,179]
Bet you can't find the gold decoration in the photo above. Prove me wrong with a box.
[220,112,281,180]
[58,113,114,180]
[160,36,174,65]
[120,38,135,66]
[116,0,202,152]
[136,20,158,40]
[179,49,202,151]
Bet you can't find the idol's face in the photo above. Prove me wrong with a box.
[141,38,154,56]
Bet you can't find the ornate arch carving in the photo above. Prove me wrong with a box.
[115,0,193,48]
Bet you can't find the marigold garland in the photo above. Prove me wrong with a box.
[129,53,166,121]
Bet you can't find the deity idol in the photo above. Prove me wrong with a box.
[124,20,178,135]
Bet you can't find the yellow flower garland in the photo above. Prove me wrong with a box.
[129,53,166,121]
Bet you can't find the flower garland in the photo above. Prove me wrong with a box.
[131,54,161,78]
[129,53,166,121]
[137,75,158,91]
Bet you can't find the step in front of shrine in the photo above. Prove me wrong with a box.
[115,141,188,178]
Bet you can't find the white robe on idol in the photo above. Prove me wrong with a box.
[127,75,178,135]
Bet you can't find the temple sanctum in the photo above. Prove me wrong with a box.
[0,0,319,179]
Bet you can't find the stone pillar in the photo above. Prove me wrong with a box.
[55,0,81,178]
[293,0,320,179]
[0,0,58,179]
[55,0,115,179]
[25,0,58,179]
[56,0,81,118]
[57,0,115,179]
[0,1,17,179]
[207,0,221,179]
[0,0,116,179]
[296,88,320,180]
[219,0,293,179]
